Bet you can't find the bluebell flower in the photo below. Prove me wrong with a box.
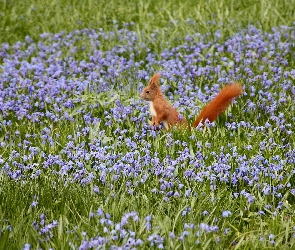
[222,210,232,217]
[23,244,31,250]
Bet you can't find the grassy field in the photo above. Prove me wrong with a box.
[1,0,295,249]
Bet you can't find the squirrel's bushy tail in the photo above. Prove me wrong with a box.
[193,83,243,127]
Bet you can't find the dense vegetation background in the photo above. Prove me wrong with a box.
[0,0,295,249]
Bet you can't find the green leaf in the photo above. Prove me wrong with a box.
[0,229,10,249]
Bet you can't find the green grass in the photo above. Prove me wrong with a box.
[1,0,295,249]
[1,0,295,45]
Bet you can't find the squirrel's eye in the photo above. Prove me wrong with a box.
[146,91,149,94]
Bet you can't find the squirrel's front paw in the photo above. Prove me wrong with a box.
[150,121,160,130]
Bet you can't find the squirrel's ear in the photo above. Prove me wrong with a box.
[150,82,156,89]
[149,73,161,86]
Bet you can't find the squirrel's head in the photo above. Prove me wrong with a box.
[140,73,161,101]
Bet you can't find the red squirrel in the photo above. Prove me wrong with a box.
[140,73,243,129]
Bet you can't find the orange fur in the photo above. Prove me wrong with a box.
[192,83,243,127]
[140,73,243,129]
[140,73,187,129]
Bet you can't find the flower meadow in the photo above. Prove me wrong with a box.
[0,20,295,249]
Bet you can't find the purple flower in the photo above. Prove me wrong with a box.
[23,244,31,250]
[30,201,38,207]
[97,208,104,217]
[182,206,191,216]
[169,232,175,238]
[222,210,232,217]
[202,210,209,216]
[93,185,100,194]
[79,240,89,250]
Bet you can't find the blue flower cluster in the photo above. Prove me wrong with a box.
[0,23,294,248]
